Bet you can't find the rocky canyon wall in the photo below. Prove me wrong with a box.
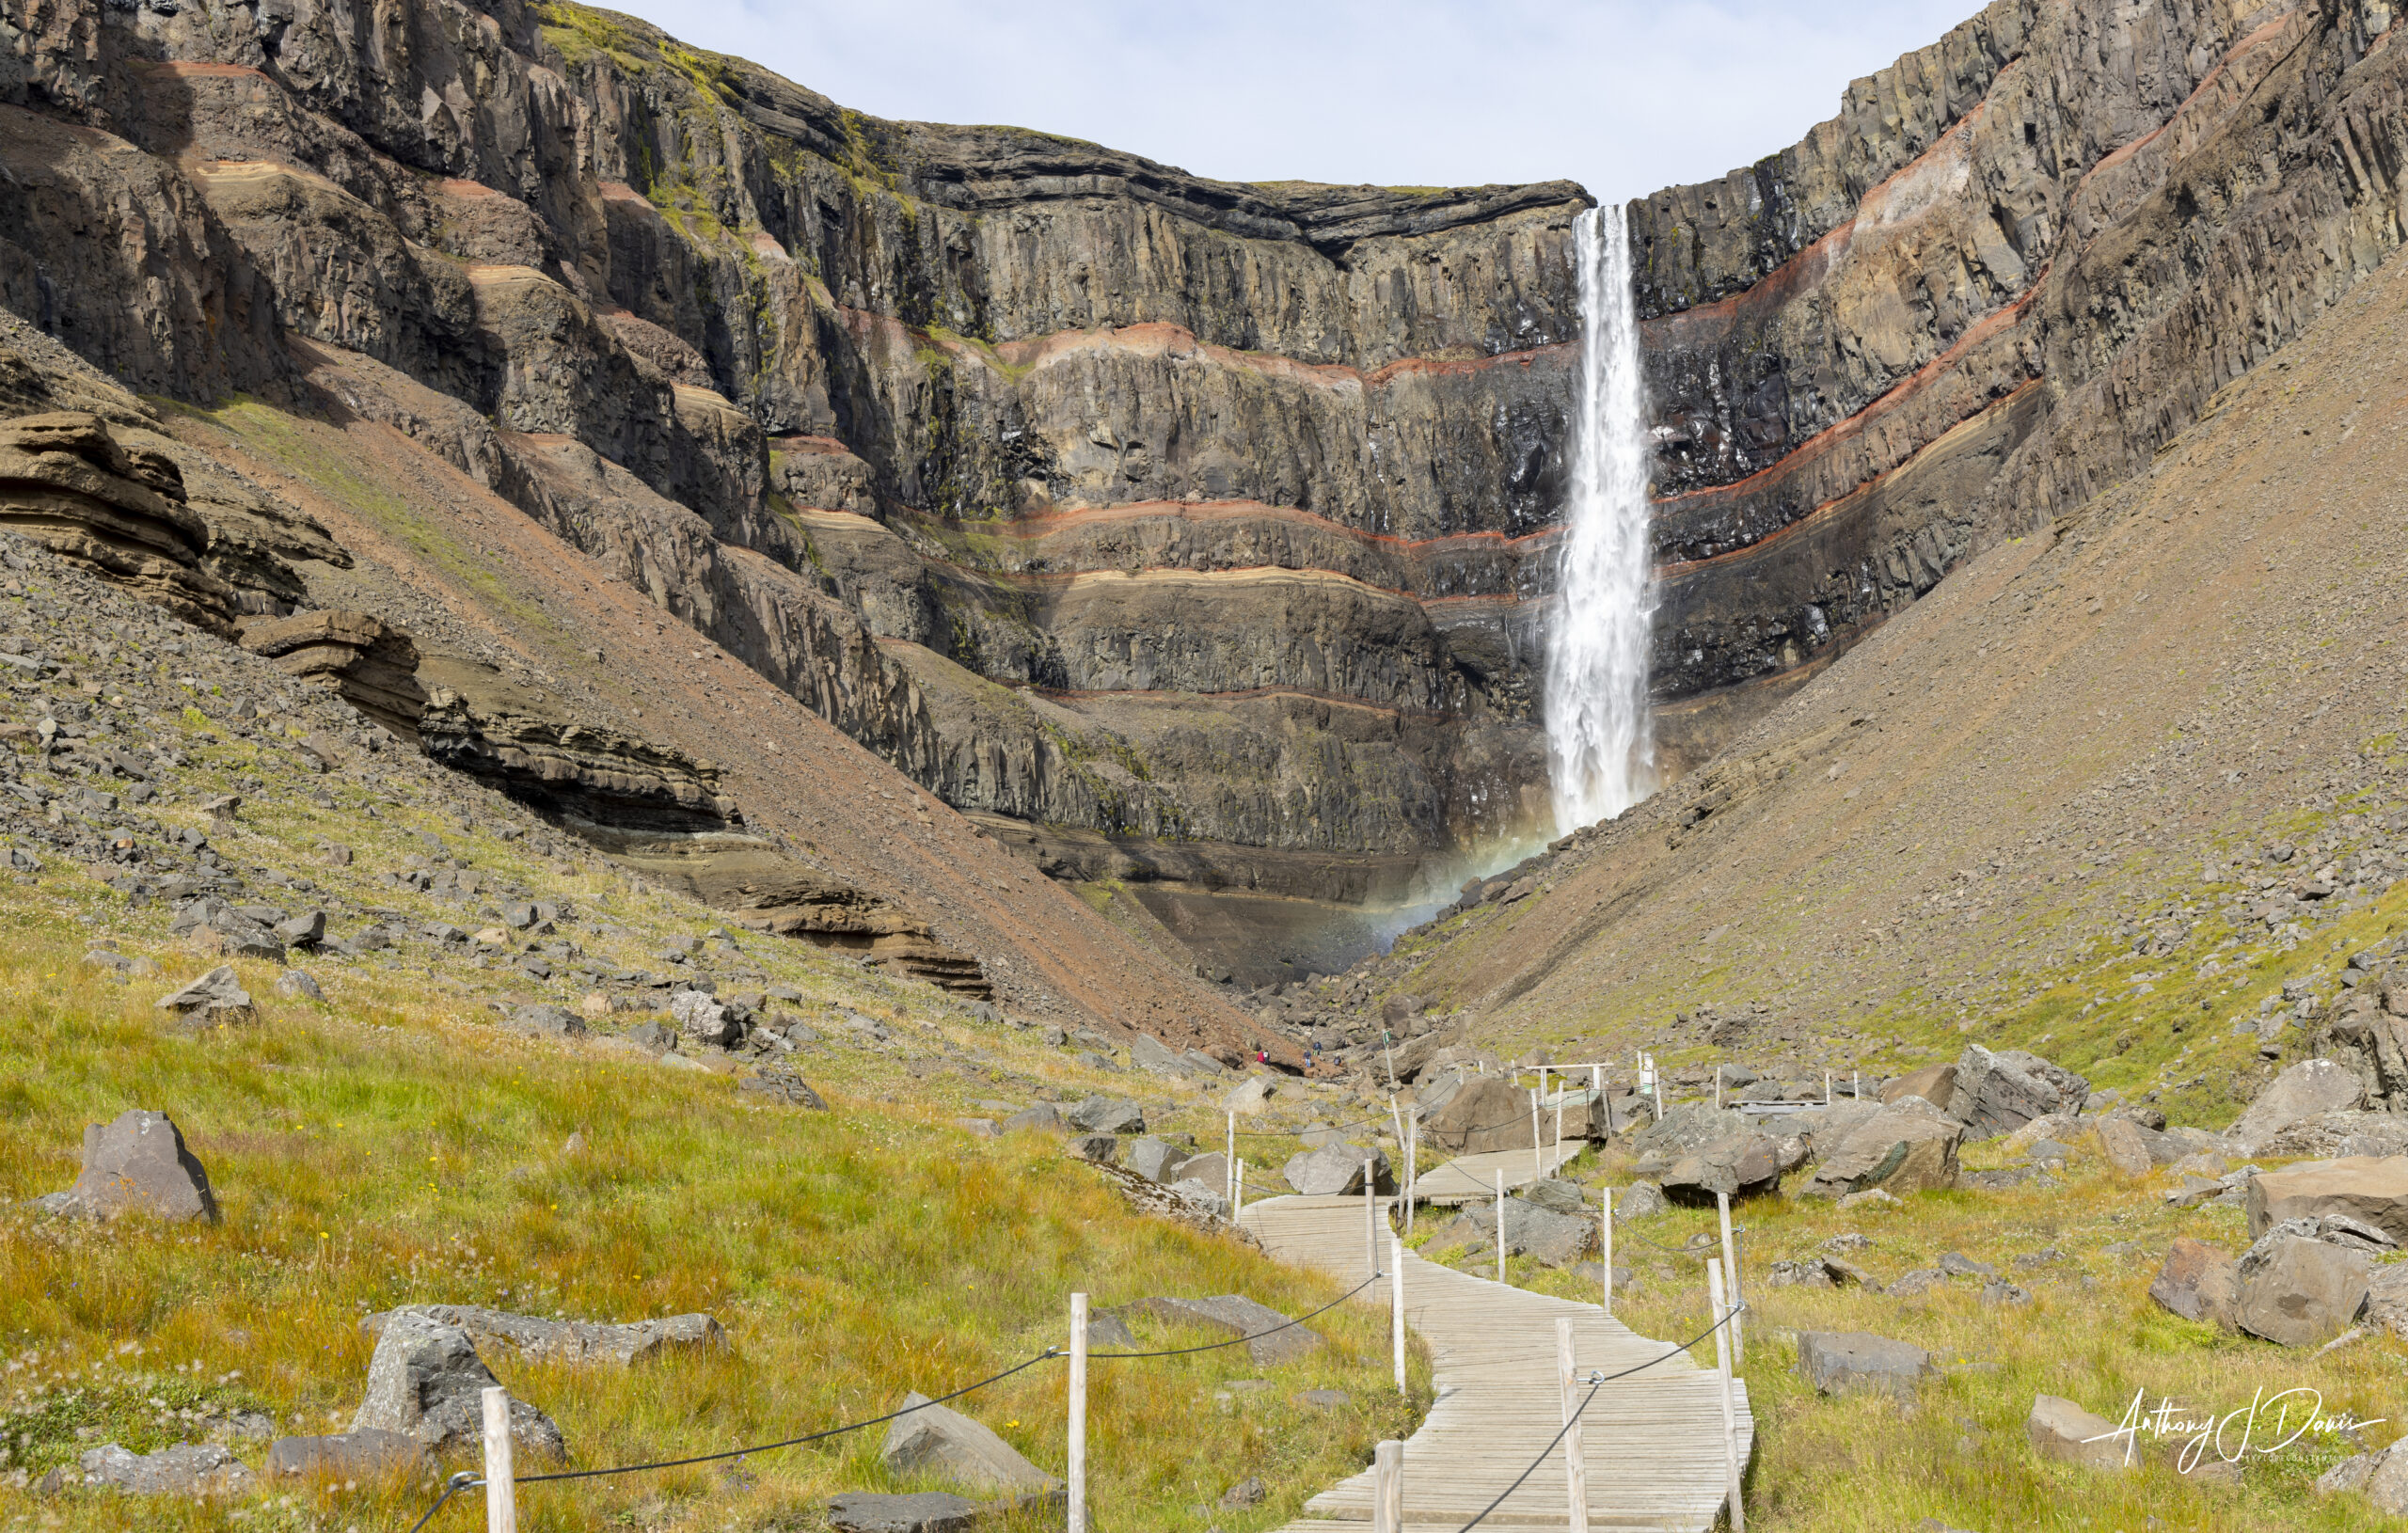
[3,0,2405,979]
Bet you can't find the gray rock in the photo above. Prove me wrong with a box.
[1519,1177,1591,1217]
[1066,1134,1120,1163]
[2027,1394,2133,1470]
[274,970,323,1002]
[1281,1142,1391,1196]
[364,1304,726,1367]
[508,1005,587,1038]
[1292,1389,1352,1410]
[75,1441,255,1495]
[1799,1100,1962,1197]
[1953,1046,2090,1141]
[265,1429,428,1480]
[66,1109,218,1223]
[1221,1475,1266,1508]
[2365,1443,2408,1513]
[1173,1150,1228,1192]
[1167,1178,1232,1219]
[350,1312,565,1461]
[272,909,326,946]
[1662,1131,1808,1203]
[623,1020,673,1054]
[672,988,739,1047]
[1125,1137,1188,1183]
[827,1492,985,1533]
[2234,1234,2372,1347]
[1127,1294,1323,1365]
[1224,1076,1276,1114]
[1796,1332,1935,1400]
[1622,1101,1727,1161]
[1001,1103,1062,1133]
[1065,1097,1145,1134]
[154,965,255,1027]
[2245,1156,2408,1244]
[2229,1060,2368,1150]
[2147,1238,2240,1327]
[879,1392,1057,1493]
[1937,1252,1994,1277]
[1614,1181,1669,1218]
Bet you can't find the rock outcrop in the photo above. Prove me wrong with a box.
[0,411,235,635]
[240,609,429,738]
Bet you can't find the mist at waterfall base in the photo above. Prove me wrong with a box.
[1545,203,1658,836]
[1358,208,1661,959]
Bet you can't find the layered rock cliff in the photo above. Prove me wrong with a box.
[6,0,2405,984]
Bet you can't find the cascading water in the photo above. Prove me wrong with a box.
[1543,203,1657,834]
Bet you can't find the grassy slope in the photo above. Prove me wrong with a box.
[0,556,1423,1531]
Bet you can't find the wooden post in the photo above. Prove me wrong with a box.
[1823,1070,1831,1107]
[1853,1069,1861,1102]
[1234,1158,1244,1213]
[1372,1439,1403,1533]
[1364,1160,1377,1283]
[1592,1065,1605,1145]
[1599,1187,1613,1315]
[1717,1192,1744,1367]
[480,1386,516,1533]
[1529,1087,1543,1182]
[1495,1168,1507,1286]
[1404,1117,1418,1234]
[1387,1095,1407,1160]
[1557,1317,1588,1533]
[1226,1112,1236,1204]
[1708,1260,1745,1532]
[1390,1233,1407,1392]
[1069,1293,1088,1533]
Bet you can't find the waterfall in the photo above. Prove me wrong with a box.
[1544,203,1657,834]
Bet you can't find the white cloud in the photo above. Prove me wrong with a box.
[594,0,1977,201]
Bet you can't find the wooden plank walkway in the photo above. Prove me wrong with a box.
[1240,1194,1752,1533]
[1410,1143,1587,1206]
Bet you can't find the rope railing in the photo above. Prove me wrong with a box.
[401,1272,1387,1526]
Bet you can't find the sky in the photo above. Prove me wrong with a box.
[600,0,1979,203]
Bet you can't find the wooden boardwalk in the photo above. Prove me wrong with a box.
[1240,1195,1752,1533]
[1409,1143,1587,1205]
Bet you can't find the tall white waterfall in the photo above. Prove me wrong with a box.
[1543,204,1657,834]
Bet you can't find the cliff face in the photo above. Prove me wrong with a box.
[0,0,1586,947]
[6,0,2406,981]
[1630,0,2408,753]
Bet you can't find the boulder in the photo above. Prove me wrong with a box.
[1125,1137,1188,1184]
[2364,1445,2408,1514]
[1282,1143,1392,1196]
[2094,1118,2155,1177]
[1614,1182,1670,1218]
[1798,1101,1961,1198]
[1065,1098,1145,1135]
[1880,1064,1957,1111]
[1488,1197,1596,1266]
[274,970,324,1002]
[1662,1131,1807,1203]
[1795,1332,1935,1401]
[1520,1178,1590,1216]
[827,1492,986,1533]
[1417,1074,1540,1154]
[2363,1261,2408,1339]
[879,1392,1057,1493]
[508,1004,587,1039]
[74,1442,256,1496]
[2229,1060,2368,1150]
[350,1312,566,1461]
[1173,1151,1228,1193]
[2245,1156,2408,1243]
[266,1429,429,1481]
[1126,1295,1323,1365]
[1066,1135,1120,1163]
[1224,1077,1277,1114]
[1953,1047,2088,1140]
[1622,1101,1727,1161]
[2232,1235,2371,1347]
[154,964,255,1027]
[363,1304,725,1367]
[672,988,739,1047]
[2027,1395,2133,1470]
[2147,1238,2239,1328]
[273,909,326,947]
[1001,1104,1061,1134]
[66,1109,218,1223]
[1167,1178,1232,1219]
